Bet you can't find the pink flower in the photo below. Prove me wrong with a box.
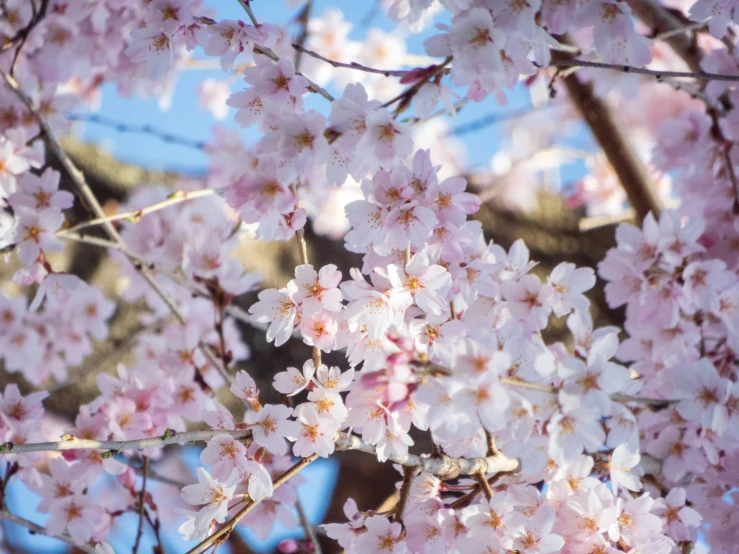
[299,311,339,352]
[547,262,596,317]
[180,467,239,539]
[0,383,47,425]
[45,494,103,545]
[354,515,406,554]
[12,207,65,266]
[238,459,273,501]
[101,397,152,440]
[289,404,341,458]
[652,488,702,542]
[293,263,343,315]
[246,403,298,455]
[377,201,438,254]
[500,507,564,554]
[230,370,260,404]
[547,407,606,464]
[273,360,316,396]
[675,359,730,434]
[341,268,396,340]
[200,434,247,480]
[502,274,552,330]
[125,27,175,78]
[606,494,662,546]
[203,20,276,71]
[8,168,73,211]
[608,444,642,496]
[249,282,299,347]
[366,109,413,164]
[690,0,739,38]
[245,57,308,108]
[387,252,451,317]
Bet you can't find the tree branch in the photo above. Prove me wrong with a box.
[333,433,519,480]
[0,429,251,455]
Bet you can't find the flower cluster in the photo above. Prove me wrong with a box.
[1,0,739,553]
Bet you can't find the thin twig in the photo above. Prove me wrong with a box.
[292,0,312,71]
[132,463,188,489]
[0,510,96,554]
[292,43,413,77]
[333,433,519,479]
[132,456,149,554]
[550,58,739,82]
[61,189,217,234]
[381,57,453,114]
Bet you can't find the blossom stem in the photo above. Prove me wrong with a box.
[0,509,96,554]
[381,57,453,114]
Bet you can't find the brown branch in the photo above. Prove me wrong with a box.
[473,472,494,500]
[551,43,661,221]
